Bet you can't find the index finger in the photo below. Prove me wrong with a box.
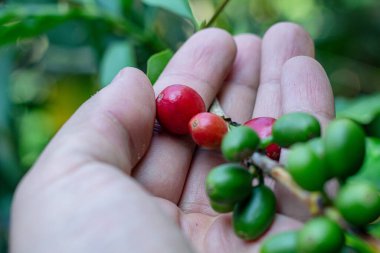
[133,28,237,203]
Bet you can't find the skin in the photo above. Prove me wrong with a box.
[10,23,335,253]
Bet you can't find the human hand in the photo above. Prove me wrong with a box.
[11,23,334,253]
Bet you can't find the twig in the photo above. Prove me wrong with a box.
[250,152,325,216]
[210,99,324,215]
[210,99,380,251]
[202,0,231,28]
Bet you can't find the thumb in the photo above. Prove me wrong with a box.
[35,67,156,175]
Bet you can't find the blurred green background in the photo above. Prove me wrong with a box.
[1,0,380,251]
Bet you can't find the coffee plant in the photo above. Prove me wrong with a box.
[2,0,380,252]
[154,82,380,252]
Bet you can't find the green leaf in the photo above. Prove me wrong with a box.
[349,138,380,191]
[0,4,147,48]
[100,40,136,87]
[0,47,22,190]
[94,0,122,15]
[336,93,380,124]
[142,0,194,20]
[0,5,68,46]
[146,49,173,85]
[0,47,12,129]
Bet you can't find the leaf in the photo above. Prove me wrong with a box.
[72,0,132,15]
[0,5,68,46]
[0,4,146,47]
[18,109,55,168]
[0,47,23,190]
[146,49,173,85]
[335,93,380,124]
[142,0,194,20]
[349,138,380,191]
[94,0,122,16]
[100,40,136,87]
[0,47,13,129]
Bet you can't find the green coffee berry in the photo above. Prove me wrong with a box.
[287,143,328,191]
[206,163,253,206]
[324,119,366,179]
[233,185,276,240]
[336,181,380,227]
[221,126,260,161]
[260,230,298,253]
[272,112,321,148]
[297,217,345,253]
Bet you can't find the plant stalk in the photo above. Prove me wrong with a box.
[210,99,324,215]
[202,0,231,28]
[209,98,380,251]
[250,152,325,215]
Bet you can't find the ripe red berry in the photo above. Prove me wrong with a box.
[156,84,206,135]
[189,112,228,149]
[245,117,281,161]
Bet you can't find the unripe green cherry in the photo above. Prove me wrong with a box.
[286,143,328,191]
[210,200,235,213]
[324,119,366,178]
[233,185,276,240]
[308,138,324,159]
[221,126,260,161]
[206,163,253,207]
[260,230,298,253]
[336,181,380,227]
[297,217,345,253]
[272,112,321,147]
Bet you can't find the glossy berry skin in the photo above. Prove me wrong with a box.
[210,200,235,213]
[221,126,260,162]
[189,112,228,149]
[324,119,366,179]
[233,185,276,241]
[272,112,321,148]
[297,217,345,253]
[156,84,205,135]
[206,163,253,206]
[286,143,328,191]
[245,117,281,161]
[260,231,298,253]
[335,181,380,227]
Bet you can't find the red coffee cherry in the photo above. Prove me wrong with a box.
[189,112,228,149]
[156,84,206,135]
[245,117,281,161]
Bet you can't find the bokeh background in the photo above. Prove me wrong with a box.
[1,0,380,251]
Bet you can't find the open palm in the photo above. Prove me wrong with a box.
[11,23,334,253]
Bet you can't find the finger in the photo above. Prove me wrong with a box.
[10,68,194,252]
[32,67,155,181]
[13,165,195,253]
[12,69,197,252]
[179,35,262,214]
[275,56,335,221]
[281,56,335,127]
[218,34,262,123]
[183,213,301,253]
[133,28,237,203]
[253,22,314,118]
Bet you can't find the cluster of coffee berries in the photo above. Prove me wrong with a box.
[156,84,280,158]
[207,123,280,241]
[156,84,380,253]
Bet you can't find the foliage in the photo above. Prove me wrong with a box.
[1,0,380,252]
[146,49,173,84]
